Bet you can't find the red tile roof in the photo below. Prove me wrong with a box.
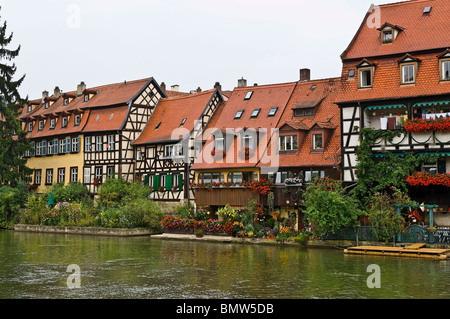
[191,82,297,170]
[133,89,221,145]
[82,106,128,133]
[336,51,450,104]
[341,0,450,61]
[261,78,341,169]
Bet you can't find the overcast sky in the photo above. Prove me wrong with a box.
[1,0,393,99]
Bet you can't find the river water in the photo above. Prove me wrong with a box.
[0,230,449,299]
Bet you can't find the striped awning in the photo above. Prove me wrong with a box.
[365,104,406,111]
[415,152,450,157]
[372,153,406,158]
[413,101,450,108]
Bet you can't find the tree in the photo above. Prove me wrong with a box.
[303,177,362,237]
[0,8,31,186]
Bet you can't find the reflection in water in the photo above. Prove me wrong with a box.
[0,230,449,299]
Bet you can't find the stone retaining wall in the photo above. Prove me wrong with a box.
[14,224,159,237]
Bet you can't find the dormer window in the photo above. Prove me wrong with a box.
[74,114,81,126]
[50,118,56,130]
[45,102,49,109]
[382,30,393,43]
[63,98,69,106]
[28,122,33,132]
[84,94,89,102]
[439,50,450,81]
[38,120,44,131]
[378,23,404,44]
[62,117,68,128]
[399,54,419,85]
[27,105,32,112]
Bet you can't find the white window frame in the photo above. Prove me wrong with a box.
[46,169,53,185]
[50,118,56,129]
[401,63,416,84]
[96,136,103,152]
[107,135,115,151]
[85,136,92,152]
[62,117,68,128]
[83,167,91,184]
[28,122,33,132]
[359,67,374,88]
[279,135,298,151]
[95,167,103,182]
[313,134,323,150]
[441,60,450,81]
[214,137,224,151]
[38,121,44,131]
[58,168,65,184]
[35,170,41,185]
[74,114,81,126]
[70,167,78,183]
[71,137,79,153]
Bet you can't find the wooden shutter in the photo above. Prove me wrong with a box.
[153,175,160,191]
[166,174,173,191]
[178,174,183,191]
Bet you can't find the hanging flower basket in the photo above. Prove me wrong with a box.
[211,149,226,160]
[403,118,450,133]
[239,147,255,160]
[93,178,101,186]
[406,171,450,187]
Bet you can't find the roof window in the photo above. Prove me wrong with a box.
[180,118,187,126]
[423,6,432,15]
[244,91,253,100]
[268,107,278,117]
[155,122,161,130]
[234,110,244,119]
[250,108,261,118]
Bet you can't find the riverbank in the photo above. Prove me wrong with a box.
[150,232,450,250]
[13,224,158,237]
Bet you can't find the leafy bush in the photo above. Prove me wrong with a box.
[303,177,362,237]
[294,232,311,246]
[97,178,131,208]
[0,182,30,228]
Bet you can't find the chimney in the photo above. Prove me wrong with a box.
[54,86,61,99]
[300,68,311,82]
[77,81,86,96]
[160,82,166,92]
[171,84,179,92]
[196,87,202,93]
[238,77,247,88]
[214,82,221,91]
[42,90,49,99]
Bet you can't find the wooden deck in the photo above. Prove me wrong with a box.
[344,244,450,259]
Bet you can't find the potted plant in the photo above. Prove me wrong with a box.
[195,229,204,238]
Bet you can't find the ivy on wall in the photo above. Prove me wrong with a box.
[351,128,438,206]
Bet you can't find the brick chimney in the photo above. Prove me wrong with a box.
[54,86,61,99]
[196,87,202,93]
[77,81,86,96]
[214,82,221,91]
[42,90,49,99]
[300,68,311,82]
[160,82,166,92]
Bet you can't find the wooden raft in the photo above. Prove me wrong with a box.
[344,244,450,259]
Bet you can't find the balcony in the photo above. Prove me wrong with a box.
[194,187,260,207]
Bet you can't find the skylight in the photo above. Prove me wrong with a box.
[244,91,253,100]
[180,118,187,126]
[234,110,244,119]
[268,107,278,117]
[251,108,261,118]
[423,6,432,15]
[155,122,161,130]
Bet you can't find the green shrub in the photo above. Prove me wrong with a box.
[294,232,310,246]
[0,182,30,228]
[97,178,131,208]
[121,198,164,230]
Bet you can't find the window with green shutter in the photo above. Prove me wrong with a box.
[166,174,173,191]
[153,175,160,191]
[178,174,183,191]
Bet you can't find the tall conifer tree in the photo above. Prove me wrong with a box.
[0,7,31,186]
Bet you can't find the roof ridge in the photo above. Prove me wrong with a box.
[378,0,430,8]
[161,89,216,101]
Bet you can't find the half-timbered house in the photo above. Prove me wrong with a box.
[336,0,450,223]
[132,87,226,203]
[191,80,297,210]
[261,74,341,221]
[21,77,172,194]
